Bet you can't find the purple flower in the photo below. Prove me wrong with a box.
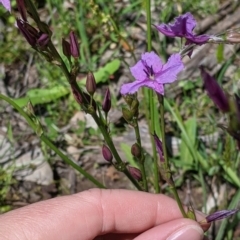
[120,52,184,95]
[154,12,210,45]
[200,67,229,112]
[0,0,11,12]
[200,209,239,224]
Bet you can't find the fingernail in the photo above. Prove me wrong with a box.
[167,225,204,240]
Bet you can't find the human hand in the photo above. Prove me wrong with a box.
[0,189,210,240]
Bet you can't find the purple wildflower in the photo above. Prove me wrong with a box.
[154,12,210,45]
[120,52,184,95]
[153,133,165,162]
[200,209,239,224]
[0,0,11,12]
[200,67,229,112]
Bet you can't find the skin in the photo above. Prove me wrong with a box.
[0,189,210,240]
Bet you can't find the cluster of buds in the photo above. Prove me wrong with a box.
[62,31,80,59]
[16,0,51,51]
[200,67,240,149]
[122,94,139,125]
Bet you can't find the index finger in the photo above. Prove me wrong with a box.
[0,189,209,240]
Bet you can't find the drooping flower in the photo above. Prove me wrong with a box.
[200,67,229,112]
[0,0,11,12]
[199,209,239,224]
[120,52,184,95]
[154,12,210,45]
[153,133,165,162]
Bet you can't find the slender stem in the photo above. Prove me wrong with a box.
[158,95,187,217]
[133,121,148,191]
[145,0,160,193]
[91,112,143,191]
[0,93,106,189]
[146,0,152,52]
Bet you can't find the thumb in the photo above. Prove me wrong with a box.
[135,218,204,240]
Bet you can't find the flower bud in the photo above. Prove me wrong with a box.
[16,19,39,47]
[102,88,111,113]
[128,166,142,181]
[131,143,141,158]
[131,99,139,117]
[200,67,229,113]
[62,38,71,57]
[69,31,80,58]
[199,209,239,224]
[102,144,113,162]
[153,133,165,162]
[16,0,27,21]
[86,72,97,95]
[37,33,49,47]
[123,95,134,106]
[122,107,133,122]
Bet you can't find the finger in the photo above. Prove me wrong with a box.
[0,189,210,240]
[135,218,204,240]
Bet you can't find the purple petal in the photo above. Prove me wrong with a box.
[130,60,146,82]
[154,12,196,38]
[0,0,11,12]
[206,209,239,223]
[157,54,184,84]
[143,81,164,95]
[130,52,163,81]
[200,67,230,112]
[186,34,210,44]
[120,79,164,95]
[120,80,148,95]
[141,52,164,73]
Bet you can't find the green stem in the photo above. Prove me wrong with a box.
[133,121,148,191]
[145,0,160,193]
[91,112,143,191]
[0,93,106,189]
[158,95,187,217]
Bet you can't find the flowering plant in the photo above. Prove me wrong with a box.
[0,0,239,238]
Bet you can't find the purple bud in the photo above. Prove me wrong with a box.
[62,38,71,57]
[16,0,27,21]
[37,33,49,47]
[69,31,80,58]
[204,209,239,223]
[86,72,97,95]
[128,166,142,181]
[153,133,165,162]
[102,144,113,162]
[131,143,141,158]
[200,67,230,112]
[16,19,39,46]
[102,88,111,113]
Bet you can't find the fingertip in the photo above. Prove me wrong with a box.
[135,218,204,240]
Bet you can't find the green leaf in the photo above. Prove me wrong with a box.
[12,59,121,107]
[180,117,197,169]
[216,44,224,63]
